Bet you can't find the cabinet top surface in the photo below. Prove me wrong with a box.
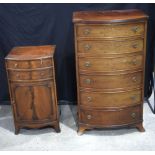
[5,45,55,60]
[73,9,148,23]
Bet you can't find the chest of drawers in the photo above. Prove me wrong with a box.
[5,45,60,134]
[73,9,148,135]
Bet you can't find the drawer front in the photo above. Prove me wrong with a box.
[76,23,145,38]
[80,89,142,108]
[77,39,143,55]
[6,58,53,69]
[80,106,141,126]
[8,69,53,81]
[78,54,143,73]
[79,71,142,90]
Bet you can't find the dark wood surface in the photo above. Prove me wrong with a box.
[73,9,147,135]
[73,9,148,23]
[5,45,60,134]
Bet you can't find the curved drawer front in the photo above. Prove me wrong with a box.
[79,54,143,73]
[80,89,142,108]
[6,58,53,69]
[77,23,144,38]
[80,106,141,126]
[8,69,53,81]
[79,71,142,90]
[77,39,143,55]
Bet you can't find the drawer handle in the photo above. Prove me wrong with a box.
[131,59,138,65]
[87,96,92,102]
[85,61,91,67]
[83,28,90,35]
[84,44,91,51]
[132,44,138,49]
[14,63,18,68]
[87,115,92,120]
[11,100,15,104]
[130,95,137,101]
[131,112,136,118]
[16,74,20,78]
[40,73,44,76]
[131,26,139,33]
[132,76,137,82]
[85,79,92,84]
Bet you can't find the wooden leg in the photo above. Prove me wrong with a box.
[53,122,61,133]
[15,126,20,135]
[77,125,87,136]
[135,123,145,132]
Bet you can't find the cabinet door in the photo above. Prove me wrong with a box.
[10,81,57,122]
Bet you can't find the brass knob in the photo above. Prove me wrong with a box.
[12,100,15,104]
[85,61,91,67]
[130,95,137,101]
[87,96,92,102]
[132,76,137,82]
[131,112,136,118]
[84,28,90,35]
[84,44,91,51]
[131,26,139,33]
[132,44,138,49]
[14,63,18,68]
[85,79,91,84]
[87,115,92,120]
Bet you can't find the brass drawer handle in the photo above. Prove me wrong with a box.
[16,74,20,78]
[131,26,139,33]
[85,79,92,84]
[131,59,137,65]
[83,28,90,35]
[40,73,44,76]
[11,100,15,104]
[85,61,91,67]
[132,44,138,49]
[14,63,18,68]
[132,76,137,82]
[131,112,136,118]
[87,115,92,120]
[84,44,91,51]
[130,95,137,101]
[87,96,92,102]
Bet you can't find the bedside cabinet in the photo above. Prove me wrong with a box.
[73,9,148,135]
[5,45,60,134]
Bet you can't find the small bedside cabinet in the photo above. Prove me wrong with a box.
[73,9,148,135]
[5,45,60,134]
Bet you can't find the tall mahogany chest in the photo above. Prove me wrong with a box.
[5,45,60,134]
[73,9,148,135]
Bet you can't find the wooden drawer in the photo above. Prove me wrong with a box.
[80,106,141,126]
[76,23,145,38]
[79,71,142,90]
[80,89,142,108]
[6,58,53,69]
[79,54,143,73]
[8,69,53,81]
[77,39,143,55]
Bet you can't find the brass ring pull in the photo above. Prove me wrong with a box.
[132,44,138,49]
[131,26,139,33]
[131,59,137,65]
[85,61,91,67]
[84,28,90,35]
[85,79,91,84]
[84,44,91,51]
[131,112,136,118]
[14,63,18,68]
[16,74,20,78]
[130,95,137,101]
[132,76,137,82]
[40,73,44,76]
[87,96,92,102]
[87,115,92,120]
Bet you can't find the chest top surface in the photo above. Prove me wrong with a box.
[73,9,148,23]
[5,45,55,60]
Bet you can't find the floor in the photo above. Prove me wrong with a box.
[0,95,155,151]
